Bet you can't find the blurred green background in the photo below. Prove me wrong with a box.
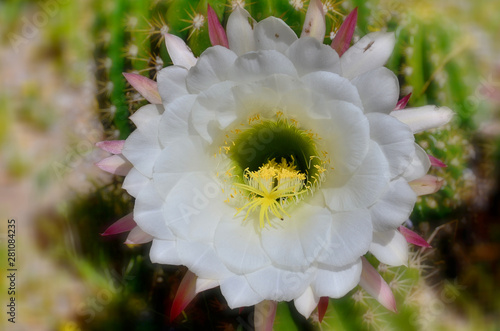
[0,0,499,330]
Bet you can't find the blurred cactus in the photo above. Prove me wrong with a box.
[346,0,480,222]
[0,0,488,330]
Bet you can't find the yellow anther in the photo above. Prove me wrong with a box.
[234,158,307,228]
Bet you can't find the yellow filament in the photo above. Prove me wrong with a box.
[234,159,307,228]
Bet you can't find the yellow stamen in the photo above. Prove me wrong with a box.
[234,158,306,228]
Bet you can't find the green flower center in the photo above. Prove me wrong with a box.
[220,116,328,227]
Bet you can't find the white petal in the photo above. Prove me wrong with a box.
[245,266,314,301]
[260,203,332,269]
[402,144,431,182]
[191,81,238,143]
[122,129,161,177]
[122,167,150,197]
[316,209,372,267]
[351,67,399,113]
[227,50,298,83]
[186,46,238,93]
[153,137,215,199]
[312,260,362,298]
[157,66,189,104]
[150,239,182,265]
[226,6,256,55]
[164,33,197,69]
[285,37,342,77]
[301,71,362,108]
[370,230,408,266]
[176,240,233,279]
[158,94,197,146]
[308,100,369,182]
[231,79,281,117]
[162,173,227,243]
[369,178,417,232]
[390,106,454,133]
[129,104,163,132]
[254,16,298,53]
[323,142,390,211]
[134,181,175,240]
[366,112,415,178]
[341,32,396,80]
[294,287,319,319]
[214,216,271,274]
[154,136,212,175]
[219,275,263,308]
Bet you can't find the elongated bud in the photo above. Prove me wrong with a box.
[171,271,197,322]
[207,4,229,48]
[317,296,329,323]
[359,257,397,312]
[409,175,444,196]
[398,226,432,248]
[301,0,326,42]
[164,33,197,69]
[101,212,136,236]
[96,140,125,154]
[428,154,447,167]
[394,93,412,110]
[390,105,454,133]
[254,300,277,331]
[123,73,162,104]
[124,226,154,244]
[95,155,132,176]
[331,8,358,57]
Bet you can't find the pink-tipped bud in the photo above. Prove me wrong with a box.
[123,73,162,104]
[124,226,154,244]
[254,300,277,331]
[301,0,326,42]
[409,175,444,196]
[96,140,125,154]
[331,8,358,57]
[95,155,132,176]
[394,93,412,110]
[207,4,229,48]
[101,213,136,236]
[398,226,432,248]
[428,154,447,168]
[317,297,329,323]
[359,257,398,313]
[171,271,197,322]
